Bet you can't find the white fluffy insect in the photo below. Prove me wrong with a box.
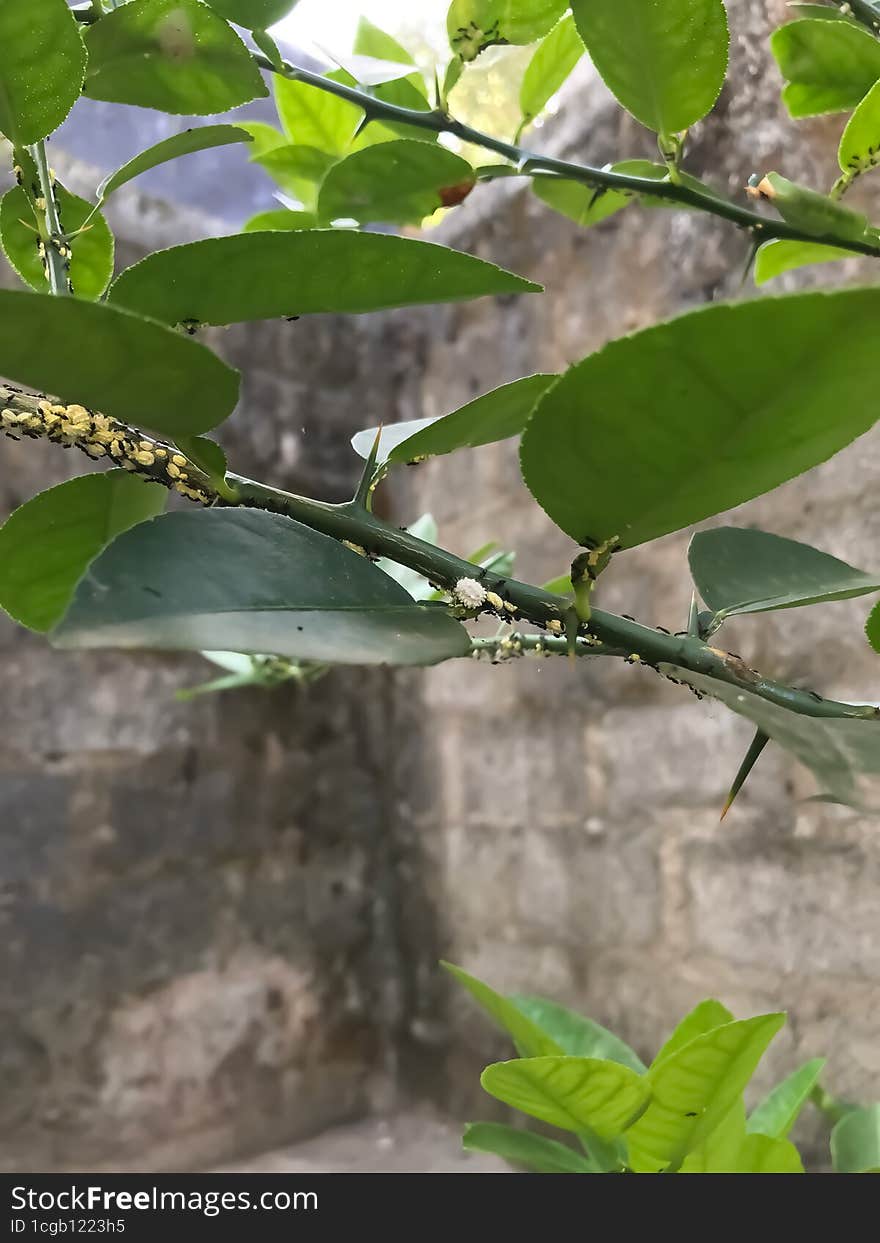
[453,577,487,608]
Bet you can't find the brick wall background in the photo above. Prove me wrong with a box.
[1,0,879,1169]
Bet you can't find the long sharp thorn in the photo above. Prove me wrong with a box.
[687,591,700,638]
[353,423,383,507]
[720,728,770,821]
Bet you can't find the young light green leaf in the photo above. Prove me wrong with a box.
[0,185,115,300]
[520,289,880,550]
[689,526,880,623]
[518,14,584,135]
[511,995,647,1073]
[754,238,852,284]
[651,999,735,1069]
[682,1104,804,1172]
[318,140,474,226]
[770,19,880,118]
[441,962,562,1058]
[839,78,880,176]
[480,1056,650,1138]
[830,1104,880,1172]
[351,375,556,466]
[97,126,255,202]
[242,209,318,232]
[203,0,301,28]
[0,473,166,633]
[733,1133,805,1173]
[236,119,287,157]
[274,73,362,154]
[627,1014,785,1172]
[570,0,729,135]
[53,509,471,667]
[109,231,540,326]
[747,1058,826,1139]
[658,664,880,811]
[0,290,239,437]
[84,0,267,115]
[254,145,337,209]
[447,0,568,62]
[0,0,86,145]
[353,17,428,117]
[462,1122,593,1173]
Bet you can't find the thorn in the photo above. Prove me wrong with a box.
[687,591,700,637]
[740,235,761,287]
[720,728,770,821]
[353,423,383,508]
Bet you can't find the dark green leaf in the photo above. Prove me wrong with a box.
[0,290,239,436]
[511,995,647,1073]
[747,1058,826,1139]
[658,664,880,811]
[84,0,267,115]
[520,289,880,549]
[352,375,556,465]
[831,1104,880,1172]
[0,472,166,632]
[481,1056,650,1137]
[242,209,318,232]
[53,508,471,667]
[651,1000,735,1068]
[689,526,880,622]
[518,14,584,133]
[203,0,300,28]
[462,1122,593,1172]
[770,19,880,118]
[570,0,729,135]
[447,0,568,61]
[627,1014,785,1171]
[441,962,562,1057]
[839,77,880,175]
[174,435,227,481]
[0,185,114,300]
[318,139,474,226]
[109,231,540,326]
[754,238,852,284]
[0,0,85,145]
[97,125,254,202]
[254,144,337,209]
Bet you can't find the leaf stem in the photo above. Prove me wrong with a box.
[27,141,70,295]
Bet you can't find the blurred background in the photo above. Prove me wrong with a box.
[1,0,879,1172]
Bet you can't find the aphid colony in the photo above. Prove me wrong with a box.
[0,387,217,506]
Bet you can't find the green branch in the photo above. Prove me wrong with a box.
[70,7,880,261]
[27,141,70,295]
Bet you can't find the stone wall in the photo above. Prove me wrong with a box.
[3,0,880,1170]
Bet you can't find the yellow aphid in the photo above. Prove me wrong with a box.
[485,591,504,611]
[546,619,563,634]
[134,450,155,466]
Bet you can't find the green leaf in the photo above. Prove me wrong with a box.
[839,77,880,176]
[203,0,301,28]
[770,19,880,118]
[681,1103,804,1172]
[831,1104,880,1172]
[481,1056,651,1138]
[462,1122,593,1173]
[658,664,880,811]
[237,119,286,157]
[0,472,166,633]
[52,508,472,667]
[0,0,85,145]
[651,1000,735,1069]
[109,231,540,326]
[242,209,318,232]
[0,185,115,300]
[689,526,880,623]
[97,125,254,202]
[787,3,861,21]
[519,14,584,134]
[866,599,880,652]
[441,962,562,1058]
[747,1058,826,1139]
[570,0,729,135]
[754,238,852,285]
[447,0,568,62]
[274,73,361,155]
[733,1133,805,1173]
[254,144,337,209]
[627,1014,785,1172]
[351,375,556,466]
[318,140,474,226]
[511,995,647,1074]
[84,0,267,115]
[354,18,419,70]
[174,435,227,482]
[520,289,880,550]
[0,290,238,437]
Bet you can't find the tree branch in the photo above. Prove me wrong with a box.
[70,6,880,260]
